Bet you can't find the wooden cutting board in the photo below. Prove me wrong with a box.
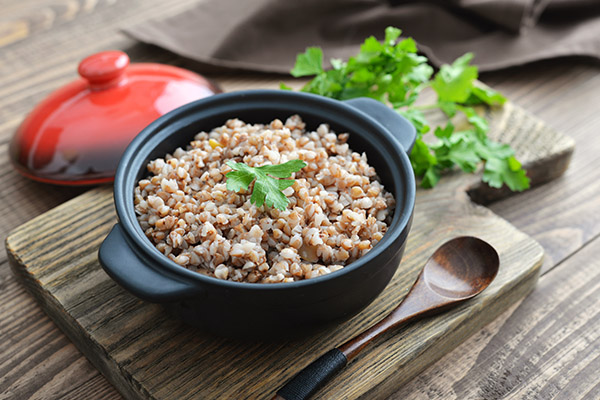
[6,101,573,400]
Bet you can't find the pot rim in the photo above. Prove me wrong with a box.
[114,89,415,291]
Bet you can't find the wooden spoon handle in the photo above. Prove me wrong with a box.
[272,349,348,400]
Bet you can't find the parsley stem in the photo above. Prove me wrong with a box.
[409,103,438,111]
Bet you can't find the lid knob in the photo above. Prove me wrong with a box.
[78,50,129,90]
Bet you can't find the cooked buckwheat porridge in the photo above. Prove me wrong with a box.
[134,115,395,283]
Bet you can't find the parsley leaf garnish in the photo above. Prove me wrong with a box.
[225,160,307,210]
[290,47,324,77]
[285,26,530,191]
[431,53,479,103]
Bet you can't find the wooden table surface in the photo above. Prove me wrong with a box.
[1,1,599,399]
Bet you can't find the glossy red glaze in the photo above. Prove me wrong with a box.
[10,51,220,185]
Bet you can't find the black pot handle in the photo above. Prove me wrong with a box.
[344,97,416,153]
[98,223,200,303]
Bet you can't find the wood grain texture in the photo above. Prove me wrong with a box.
[6,121,557,400]
[483,61,600,274]
[393,236,600,399]
[383,61,600,400]
[0,1,206,398]
[7,187,542,399]
[0,0,598,398]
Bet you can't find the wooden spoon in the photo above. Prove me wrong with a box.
[273,236,499,400]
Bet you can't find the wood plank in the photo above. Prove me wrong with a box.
[0,0,595,398]
[0,273,120,399]
[392,235,600,399]
[8,187,541,398]
[0,0,114,47]
[6,162,545,400]
[0,2,205,399]
[483,62,600,273]
[1,12,569,397]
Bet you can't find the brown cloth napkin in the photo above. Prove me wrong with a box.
[125,0,600,73]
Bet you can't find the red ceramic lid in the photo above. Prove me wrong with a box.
[9,50,221,185]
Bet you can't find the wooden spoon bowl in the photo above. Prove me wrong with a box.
[424,236,499,299]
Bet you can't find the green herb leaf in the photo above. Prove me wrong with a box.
[460,106,489,136]
[441,138,481,173]
[438,100,458,118]
[291,47,324,77]
[224,170,255,193]
[467,85,507,106]
[286,27,529,191]
[431,52,478,103]
[384,26,402,45]
[256,159,308,178]
[399,109,430,135]
[406,63,433,83]
[434,123,454,139]
[410,138,437,176]
[483,156,530,191]
[225,160,307,210]
[330,58,344,70]
[422,166,441,188]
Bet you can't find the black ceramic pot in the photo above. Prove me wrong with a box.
[98,90,416,338]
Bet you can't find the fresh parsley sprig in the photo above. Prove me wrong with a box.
[283,27,530,191]
[225,160,307,210]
